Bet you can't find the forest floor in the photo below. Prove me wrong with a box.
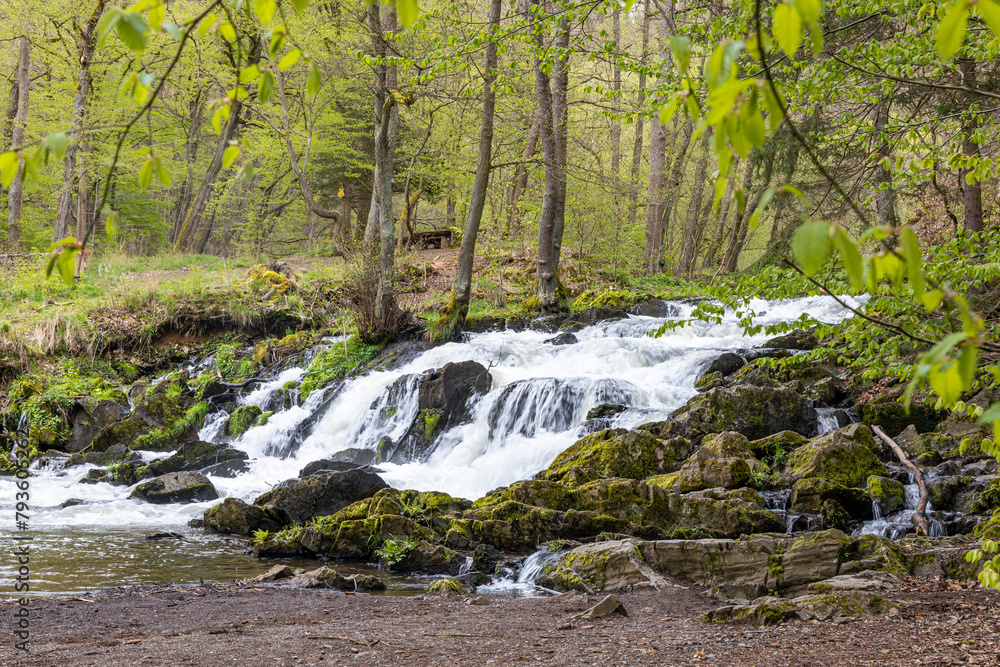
[7,576,999,666]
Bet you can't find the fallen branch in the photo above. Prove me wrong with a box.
[872,425,930,536]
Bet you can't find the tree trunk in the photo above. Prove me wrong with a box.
[873,96,899,229]
[642,11,670,274]
[960,59,983,232]
[628,0,650,229]
[452,0,501,321]
[53,1,106,242]
[873,426,931,536]
[370,4,400,323]
[171,89,203,243]
[659,121,693,266]
[533,3,569,308]
[703,172,735,270]
[506,107,541,236]
[7,31,29,248]
[610,7,621,179]
[676,145,710,277]
[173,98,247,251]
[722,160,757,273]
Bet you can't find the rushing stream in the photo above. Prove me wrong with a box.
[2,295,867,597]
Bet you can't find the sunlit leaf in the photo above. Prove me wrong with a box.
[0,151,19,188]
[791,219,832,276]
[222,145,240,169]
[834,227,863,290]
[772,3,802,59]
[278,48,302,71]
[936,1,969,60]
[306,63,321,96]
[253,0,276,25]
[138,157,154,189]
[258,71,274,103]
[397,0,418,30]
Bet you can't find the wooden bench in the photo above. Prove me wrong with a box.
[410,229,453,249]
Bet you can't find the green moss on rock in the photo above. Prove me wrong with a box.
[785,425,886,487]
[226,405,263,438]
[540,429,692,482]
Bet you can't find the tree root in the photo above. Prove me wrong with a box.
[872,424,930,536]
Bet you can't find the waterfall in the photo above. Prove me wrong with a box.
[14,294,866,534]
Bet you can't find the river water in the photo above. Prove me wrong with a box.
[2,295,864,596]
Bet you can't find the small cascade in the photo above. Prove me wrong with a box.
[815,408,842,435]
[478,547,564,596]
[242,367,306,409]
[854,472,944,539]
[515,548,564,584]
[198,411,229,442]
[458,556,474,576]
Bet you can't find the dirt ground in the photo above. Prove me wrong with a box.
[4,577,998,667]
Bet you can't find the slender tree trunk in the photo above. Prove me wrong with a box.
[173,99,246,251]
[364,2,389,252]
[873,96,899,228]
[642,11,670,274]
[370,4,399,322]
[171,89,203,243]
[506,107,541,236]
[54,1,106,242]
[960,59,983,232]
[676,145,710,276]
[628,0,650,229]
[533,3,569,308]
[722,160,757,273]
[452,0,501,321]
[703,174,735,270]
[610,8,621,179]
[7,31,29,248]
[663,121,694,251]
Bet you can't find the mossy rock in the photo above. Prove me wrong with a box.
[669,432,763,493]
[90,417,154,453]
[858,397,944,438]
[426,577,472,595]
[791,478,872,519]
[225,405,263,438]
[203,497,279,535]
[748,431,809,460]
[973,509,1000,540]
[971,477,1000,514]
[540,429,692,482]
[867,475,906,515]
[672,385,817,441]
[785,425,886,487]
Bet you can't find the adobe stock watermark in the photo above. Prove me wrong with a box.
[10,419,32,653]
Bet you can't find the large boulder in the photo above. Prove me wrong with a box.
[417,360,492,427]
[537,539,670,593]
[664,385,817,442]
[761,331,819,350]
[539,429,692,483]
[784,425,886,487]
[66,399,130,453]
[390,540,465,575]
[130,471,219,504]
[202,497,280,535]
[253,468,389,526]
[790,478,873,520]
[867,475,907,515]
[669,432,765,493]
[148,441,249,476]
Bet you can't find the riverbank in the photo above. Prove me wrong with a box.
[6,576,998,666]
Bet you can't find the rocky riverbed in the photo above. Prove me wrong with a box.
[5,296,1000,635]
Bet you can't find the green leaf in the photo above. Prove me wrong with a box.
[116,11,150,53]
[979,0,1000,38]
[240,64,260,83]
[198,14,217,39]
[748,187,774,230]
[154,157,171,187]
[928,360,964,406]
[278,48,302,71]
[222,145,240,169]
[834,227,863,290]
[791,219,832,276]
[936,1,969,60]
[45,133,69,161]
[306,63,321,96]
[669,36,692,74]
[290,0,309,13]
[258,71,274,104]
[105,207,118,240]
[269,29,287,59]
[795,0,821,24]
[772,3,802,59]
[162,22,182,40]
[138,157,154,189]
[212,105,230,133]
[56,247,78,286]
[0,151,19,188]
[219,21,236,43]
[899,227,925,299]
[253,0,276,25]
[97,9,123,45]
[397,0,418,30]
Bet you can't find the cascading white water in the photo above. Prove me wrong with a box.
[9,295,865,535]
[854,471,947,539]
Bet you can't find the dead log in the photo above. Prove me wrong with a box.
[872,424,930,536]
